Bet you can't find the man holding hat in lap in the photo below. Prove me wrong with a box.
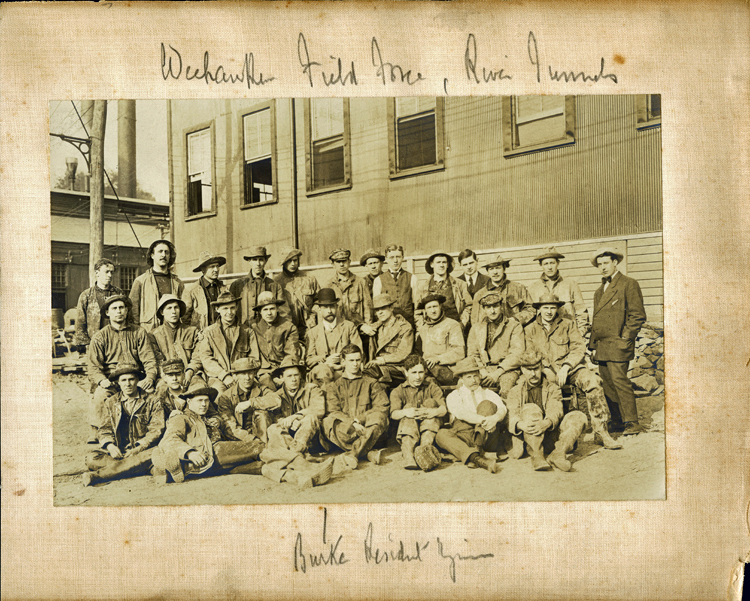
[83,363,165,487]
[129,239,183,333]
[363,293,414,385]
[472,254,535,328]
[182,251,227,330]
[274,247,320,341]
[149,294,202,390]
[416,293,465,386]
[197,291,260,394]
[415,251,472,330]
[251,291,300,390]
[230,246,288,326]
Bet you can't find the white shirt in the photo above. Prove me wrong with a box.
[446,385,507,426]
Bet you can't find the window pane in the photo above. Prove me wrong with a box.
[649,94,661,120]
[244,158,273,205]
[396,97,436,117]
[187,128,212,215]
[397,113,436,170]
[516,95,564,124]
[52,263,67,288]
[119,266,138,295]
[515,114,566,147]
[244,109,271,162]
[312,98,344,140]
[312,138,345,188]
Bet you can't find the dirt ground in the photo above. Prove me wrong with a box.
[53,373,665,506]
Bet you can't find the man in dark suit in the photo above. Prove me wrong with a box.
[457,249,490,298]
[589,247,647,435]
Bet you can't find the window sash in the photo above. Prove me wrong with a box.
[312,98,344,140]
[244,108,272,162]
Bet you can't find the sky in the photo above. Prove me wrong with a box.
[49,100,169,204]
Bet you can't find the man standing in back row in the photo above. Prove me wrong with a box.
[274,247,320,341]
[129,240,184,333]
[373,244,419,327]
[230,246,287,326]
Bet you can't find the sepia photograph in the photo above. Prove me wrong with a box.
[51,95,665,506]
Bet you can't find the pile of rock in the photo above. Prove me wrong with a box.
[628,323,664,396]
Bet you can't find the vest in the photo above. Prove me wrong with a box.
[379,270,414,322]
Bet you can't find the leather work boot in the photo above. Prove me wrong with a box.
[420,431,436,447]
[401,439,419,470]
[473,455,500,474]
[622,422,646,435]
[508,435,525,460]
[333,453,358,475]
[366,449,384,465]
[163,449,185,483]
[547,429,580,472]
[524,434,551,471]
[81,471,98,487]
[593,429,623,449]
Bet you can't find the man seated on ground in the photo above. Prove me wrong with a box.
[435,357,507,474]
[182,251,227,330]
[506,349,588,472]
[322,344,390,471]
[87,295,157,443]
[151,377,266,483]
[305,288,363,384]
[197,291,260,394]
[149,294,201,390]
[216,358,282,444]
[415,251,473,331]
[363,293,414,385]
[82,363,165,487]
[526,293,621,449]
[74,258,123,349]
[250,291,300,390]
[416,294,465,386]
[472,254,535,328]
[390,355,447,470]
[274,247,320,341]
[467,293,525,399]
[372,244,419,327]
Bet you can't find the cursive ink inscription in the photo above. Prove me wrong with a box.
[293,508,349,573]
[363,523,430,564]
[437,537,495,583]
[160,44,274,88]
[371,38,424,86]
[298,33,357,88]
[465,34,512,83]
[528,32,618,84]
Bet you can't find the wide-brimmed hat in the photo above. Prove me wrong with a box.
[315,288,339,306]
[591,246,624,267]
[417,294,446,310]
[453,356,483,376]
[425,251,454,275]
[243,246,270,261]
[534,246,565,262]
[280,247,303,265]
[373,293,396,310]
[329,248,351,262]
[146,239,176,268]
[484,254,511,269]
[156,294,186,320]
[229,357,261,374]
[109,362,143,382]
[211,291,241,307]
[160,358,185,375]
[272,356,306,379]
[193,251,226,273]
[100,294,132,316]
[253,291,285,311]
[532,292,566,309]
[359,248,385,266]
[183,376,218,402]
[478,293,503,307]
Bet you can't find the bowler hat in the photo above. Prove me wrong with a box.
[160,358,185,375]
[229,357,261,374]
[182,376,218,402]
[591,246,624,267]
[425,252,454,275]
[373,293,396,310]
[272,356,306,379]
[280,247,303,266]
[193,251,227,273]
[478,293,503,307]
[109,362,144,382]
[417,294,446,310]
[156,294,186,320]
[211,291,241,307]
[315,288,339,306]
[453,356,484,376]
[253,291,285,311]
[359,248,385,266]
[243,246,270,261]
[329,248,351,262]
[532,292,566,309]
[534,246,565,262]
[100,294,132,316]
[484,254,511,269]
[146,239,176,268]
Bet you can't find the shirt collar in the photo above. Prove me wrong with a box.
[323,318,338,331]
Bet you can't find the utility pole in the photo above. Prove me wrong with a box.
[88,100,107,285]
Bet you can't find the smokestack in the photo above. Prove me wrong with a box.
[64,157,78,190]
[117,100,136,198]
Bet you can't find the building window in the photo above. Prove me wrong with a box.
[304,98,351,195]
[118,266,138,295]
[52,263,67,289]
[502,95,576,157]
[388,97,445,178]
[186,127,213,217]
[242,104,276,207]
[636,94,661,130]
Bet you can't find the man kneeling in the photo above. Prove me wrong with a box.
[506,349,588,472]
[83,363,165,486]
[435,357,507,473]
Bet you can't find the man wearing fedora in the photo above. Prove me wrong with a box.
[372,244,419,327]
[216,357,282,444]
[87,295,157,442]
[472,254,535,327]
[305,288,363,382]
[129,240,183,333]
[74,258,123,348]
[152,376,266,484]
[457,249,490,298]
[589,247,647,435]
[415,251,472,330]
[182,251,227,330]
[197,291,260,394]
[149,294,202,389]
[322,343,390,470]
[327,248,376,336]
[251,291,300,390]
[416,294,465,386]
[359,248,385,299]
[83,363,165,487]
[229,246,287,326]
[274,247,320,341]
[363,293,414,385]
[435,356,507,473]
[525,293,622,449]
[467,293,525,398]
[506,349,589,472]
[528,246,589,333]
